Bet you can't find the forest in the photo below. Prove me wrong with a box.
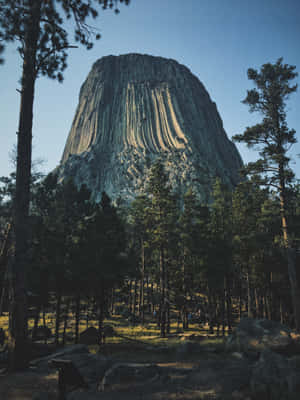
[0,155,299,344]
[1,56,299,356]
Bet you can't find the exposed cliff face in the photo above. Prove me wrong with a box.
[59,53,242,202]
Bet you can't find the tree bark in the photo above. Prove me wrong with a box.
[32,302,41,341]
[8,1,41,370]
[160,246,166,337]
[110,287,115,315]
[74,294,81,344]
[139,241,145,324]
[279,166,300,330]
[98,291,105,345]
[246,270,252,318]
[55,291,62,346]
[128,280,132,314]
[62,297,71,346]
[225,276,232,334]
[0,224,11,316]
[133,278,137,316]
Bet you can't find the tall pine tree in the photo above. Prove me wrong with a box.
[233,58,300,330]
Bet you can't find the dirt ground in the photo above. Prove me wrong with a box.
[0,361,222,400]
[0,345,250,400]
[0,369,58,400]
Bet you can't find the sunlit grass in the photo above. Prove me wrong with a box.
[0,309,226,356]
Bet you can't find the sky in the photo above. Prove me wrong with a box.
[1,0,300,179]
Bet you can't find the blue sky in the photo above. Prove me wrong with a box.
[1,0,299,179]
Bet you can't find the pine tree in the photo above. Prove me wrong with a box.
[146,160,178,337]
[233,58,300,330]
[129,194,151,323]
[179,188,204,329]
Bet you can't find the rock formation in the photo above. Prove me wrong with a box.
[58,53,243,202]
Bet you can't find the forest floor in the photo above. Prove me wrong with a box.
[0,313,251,400]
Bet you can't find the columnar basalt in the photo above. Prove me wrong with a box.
[59,53,242,202]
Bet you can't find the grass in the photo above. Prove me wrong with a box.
[0,310,227,360]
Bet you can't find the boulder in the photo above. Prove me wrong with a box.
[226,318,293,356]
[218,358,251,394]
[32,325,52,341]
[288,355,300,394]
[99,362,160,392]
[250,349,297,400]
[79,327,99,345]
[31,344,111,385]
[127,314,141,324]
[0,348,8,364]
[30,344,89,371]
[103,325,114,338]
[28,342,57,360]
[179,334,207,342]
[176,341,202,359]
[32,391,52,400]
[0,328,6,346]
[67,393,102,400]
[187,357,251,396]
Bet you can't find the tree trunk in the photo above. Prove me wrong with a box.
[42,307,46,331]
[221,290,226,336]
[85,296,91,329]
[8,0,41,371]
[128,280,132,314]
[139,241,145,324]
[150,282,154,313]
[166,259,170,335]
[246,270,252,318]
[32,302,41,341]
[74,294,81,344]
[55,291,62,346]
[110,287,115,315]
[133,278,137,316]
[279,173,300,331]
[160,246,166,338]
[208,289,214,334]
[254,288,259,319]
[98,293,105,345]
[146,276,151,312]
[182,249,187,331]
[225,276,232,334]
[0,224,11,316]
[286,247,300,329]
[62,297,71,346]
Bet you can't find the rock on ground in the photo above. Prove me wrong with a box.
[226,318,293,355]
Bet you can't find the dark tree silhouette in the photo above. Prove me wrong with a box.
[0,0,130,370]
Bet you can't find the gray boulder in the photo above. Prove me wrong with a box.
[176,340,203,359]
[30,344,110,384]
[32,325,52,341]
[250,349,298,400]
[99,362,160,392]
[226,318,293,356]
[30,344,89,371]
[186,357,251,398]
[79,327,99,345]
[32,392,52,400]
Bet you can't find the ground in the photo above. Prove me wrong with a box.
[0,313,251,399]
